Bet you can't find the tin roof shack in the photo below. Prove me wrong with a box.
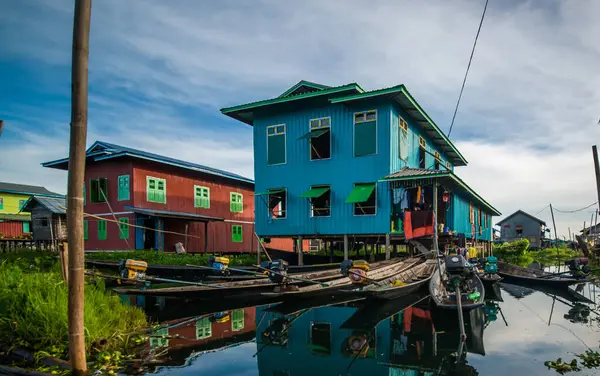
[42,141,301,254]
[222,81,500,256]
[496,210,547,249]
[20,196,67,242]
[0,182,63,239]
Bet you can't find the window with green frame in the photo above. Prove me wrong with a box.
[90,178,108,203]
[84,220,88,240]
[232,225,243,243]
[147,176,166,203]
[354,110,377,157]
[98,220,107,240]
[230,192,243,213]
[18,200,26,211]
[149,328,169,348]
[267,124,286,165]
[196,317,212,339]
[398,116,409,161]
[22,222,30,233]
[0,198,3,210]
[194,186,210,208]
[119,218,129,240]
[118,175,130,201]
[232,309,244,331]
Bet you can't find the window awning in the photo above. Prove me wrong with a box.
[345,183,376,203]
[254,188,286,196]
[297,128,330,140]
[299,186,330,198]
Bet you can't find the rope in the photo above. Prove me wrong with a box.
[447,0,490,138]
[554,202,599,214]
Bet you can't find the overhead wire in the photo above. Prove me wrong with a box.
[554,202,598,214]
[447,0,490,138]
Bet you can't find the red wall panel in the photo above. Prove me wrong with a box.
[85,213,134,251]
[0,221,25,238]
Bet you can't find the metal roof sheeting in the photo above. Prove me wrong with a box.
[0,182,62,197]
[42,141,254,185]
[21,196,67,214]
[125,206,224,222]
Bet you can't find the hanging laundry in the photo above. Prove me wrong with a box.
[416,186,422,203]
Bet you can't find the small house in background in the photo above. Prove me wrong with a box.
[20,196,67,244]
[0,182,63,240]
[42,141,304,254]
[496,210,547,248]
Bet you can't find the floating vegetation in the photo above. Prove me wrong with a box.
[545,350,600,374]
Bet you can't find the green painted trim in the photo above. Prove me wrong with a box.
[278,80,331,98]
[298,128,329,140]
[254,188,285,197]
[299,186,330,198]
[345,183,376,203]
[399,87,468,166]
[220,83,364,118]
[380,172,451,182]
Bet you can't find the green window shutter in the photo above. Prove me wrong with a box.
[147,178,156,202]
[354,121,377,156]
[90,180,99,203]
[194,186,210,208]
[230,193,243,213]
[23,222,30,233]
[232,225,243,243]
[232,309,244,331]
[149,328,169,348]
[267,134,286,165]
[157,180,166,203]
[98,178,108,202]
[118,175,130,201]
[84,220,88,240]
[83,184,86,206]
[0,198,3,210]
[119,218,129,240]
[98,220,107,240]
[196,317,212,339]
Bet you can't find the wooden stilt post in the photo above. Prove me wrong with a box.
[329,241,334,263]
[67,0,91,373]
[184,223,189,252]
[298,236,304,266]
[385,233,391,260]
[203,222,208,254]
[343,234,349,260]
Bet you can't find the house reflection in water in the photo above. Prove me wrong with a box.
[255,302,484,376]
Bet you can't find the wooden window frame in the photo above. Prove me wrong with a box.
[230,192,243,213]
[353,183,377,217]
[196,317,212,339]
[310,185,331,218]
[146,176,167,204]
[469,203,474,224]
[118,175,131,201]
[434,151,440,170]
[119,217,129,240]
[194,185,210,209]
[231,309,244,332]
[267,124,287,166]
[446,161,451,170]
[90,178,108,203]
[309,117,332,161]
[353,110,378,157]
[268,189,287,219]
[419,136,426,149]
[18,200,26,211]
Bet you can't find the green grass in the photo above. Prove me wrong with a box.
[0,259,147,366]
[86,250,267,266]
[493,239,582,267]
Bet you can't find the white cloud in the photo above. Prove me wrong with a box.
[1,0,600,239]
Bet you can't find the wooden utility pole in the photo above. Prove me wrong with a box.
[67,0,91,374]
[592,146,600,213]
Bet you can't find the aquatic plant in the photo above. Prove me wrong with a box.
[0,262,147,359]
[545,350,600,374]
[86,250,266,266]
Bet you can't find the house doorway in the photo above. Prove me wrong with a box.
[143,218,156,250]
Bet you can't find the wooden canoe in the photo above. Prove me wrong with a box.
[260,258,424,298]
[497,261,588,288]
[113,259,402,299]
[429,261,485,311]
[343,259,438,300]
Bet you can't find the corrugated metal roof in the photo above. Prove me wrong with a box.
[496,210,546,226]
[42,141,254,185]
[0,182,62,196]
[20,196,67,214]
[278,80,331,98]
[125,206,224,222]
[0,213,31,221]
[385,167,451,179]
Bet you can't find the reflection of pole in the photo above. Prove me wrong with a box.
[456,285,467,357]
[548,296,556,326]
[550,203,559,269]
[592,146,600,213]
[433,179,444,281]
[498,306,508,327]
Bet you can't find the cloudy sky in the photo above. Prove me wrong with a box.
[1,0,600,238]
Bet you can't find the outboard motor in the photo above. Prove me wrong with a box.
[444,255,474,292]
[118,259,148,284]
[208,256,231,276]
[566,258,590,278]
[484,256,499,275]
[340,260,370,285]
[267,259,289,284]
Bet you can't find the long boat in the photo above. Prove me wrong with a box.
[113,259,404,299]
[429,258,485,311]
[497,261,588,289]
[260,258,425,299]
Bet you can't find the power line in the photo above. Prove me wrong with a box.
[447,0,490,138]
[535,205,550,215]
[554,202,598,214]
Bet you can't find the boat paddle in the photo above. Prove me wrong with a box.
[85,271,227,289]
[252,265,330,287]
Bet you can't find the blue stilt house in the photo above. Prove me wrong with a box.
[222,80,500,257]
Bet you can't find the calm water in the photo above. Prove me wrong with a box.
[121,282,600,376]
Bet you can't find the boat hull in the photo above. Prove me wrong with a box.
[497,261,587,289]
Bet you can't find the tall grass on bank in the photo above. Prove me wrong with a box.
[0,261,147,356]
[86,250,267,266]
[493,239,582,267]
